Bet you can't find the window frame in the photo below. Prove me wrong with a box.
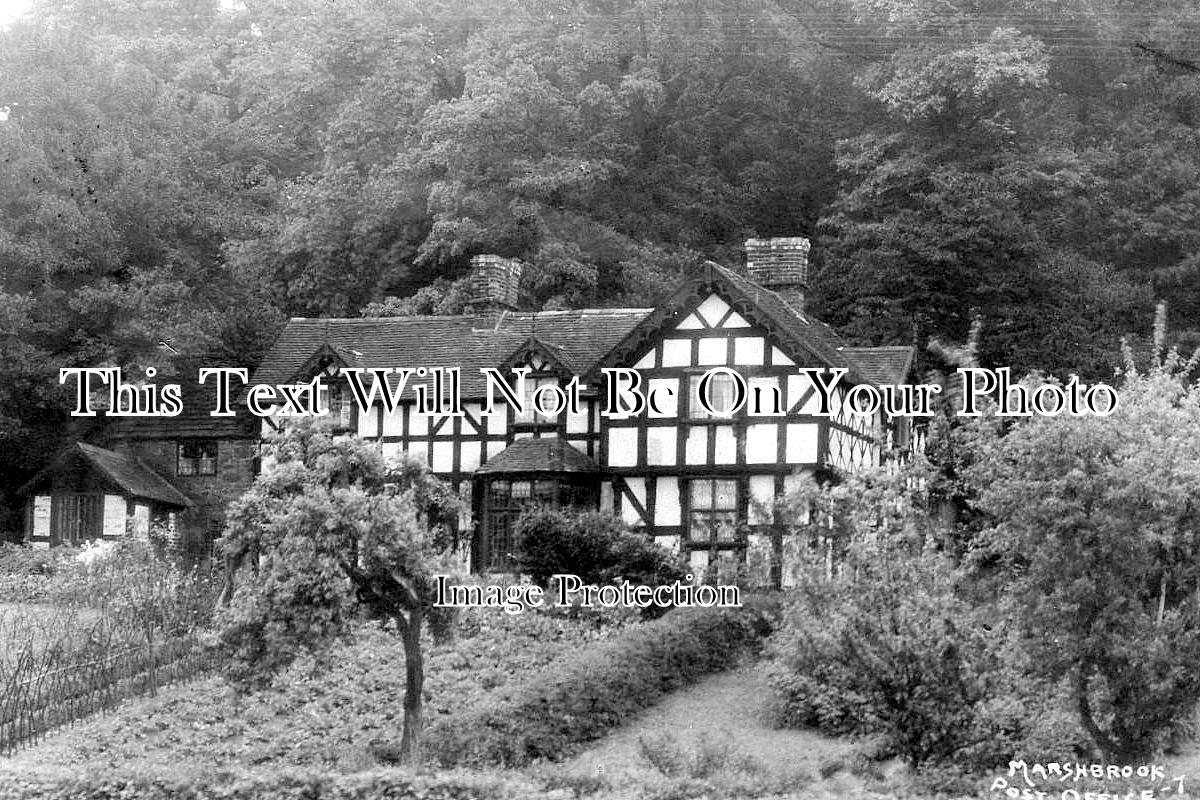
[477,475,599,571]
[686,477,741,549]
[687,372,740,420]
[326,381,358,434]
[513,374,563,427]
[177,440,218,477]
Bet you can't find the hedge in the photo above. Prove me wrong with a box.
[0,767,891,800]
[428,605,771,768]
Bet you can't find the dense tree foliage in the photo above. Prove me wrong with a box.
[766,339,1200,766]
[5,0,1200,517]
[216,421,463,762]
[965,348,1200,759]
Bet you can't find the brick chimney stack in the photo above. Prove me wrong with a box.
[745,237,810,313]
[467,254,522,311]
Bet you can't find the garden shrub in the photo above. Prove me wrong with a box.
[0,541,55,575]
[763,547,1028,771]
[0,543,81,602]
[0,765,821,800]
[962,349,1200,760]
[428,605,768,767]
[514,508,686,588]
[0,769,548,800]
[637,731,767,780]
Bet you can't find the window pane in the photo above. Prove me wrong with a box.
[690,373,737,418]
[714,480,737,510]
[690,479,713,509]
[689,510,738,545]
[487,515,513,569]
[535,377,558,423]
[337,394,354,429]
[198,442,217,475]
[511,481,531,500]
[518,377,560,423]
[714,512,738,542]
[534,480,557,504]
[710,374,735,414]
[688,376,705,418]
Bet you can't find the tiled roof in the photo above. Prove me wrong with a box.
[251,309,653,398]
[109,380,259,440]
[702,261,876,385]
[252,259,910,400]
[76,443,193,507]
[19,443,192,508]
[475,437,600,475]
[842,346,915,386]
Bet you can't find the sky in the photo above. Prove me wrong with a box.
[0,0,31,28]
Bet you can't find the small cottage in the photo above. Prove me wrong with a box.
[19,442,192,547]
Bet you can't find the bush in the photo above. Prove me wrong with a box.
[0,769,548,800]
[964,357,1200,760]
[428,606,768,767]
[637,731,766,780]
[763,547,1025,771]
[0,542,56,576]
[0,764,820,800]
[514,508,686,589]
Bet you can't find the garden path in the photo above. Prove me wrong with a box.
[564,663,874,794]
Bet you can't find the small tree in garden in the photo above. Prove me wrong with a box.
[216,420,463,763]
[762,467,1019,770]
[967,314,1200,759]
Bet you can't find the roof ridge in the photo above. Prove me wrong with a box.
[286,308,655,325]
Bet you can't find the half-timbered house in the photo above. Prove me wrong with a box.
[250,237,914,582]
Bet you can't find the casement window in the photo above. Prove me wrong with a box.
[688,372,739,419]
[478,477,599,571]
[177,440,217,476]
[327,383,357,433]
[482,479,557,570]
[515,376,561,425]
[687,478,739,546]
[50,493,103,545]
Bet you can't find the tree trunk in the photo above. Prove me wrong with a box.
[1075,662,1119,759]
[398,605,424,764]
[215,550,238,608]
[1158,576,1167,626]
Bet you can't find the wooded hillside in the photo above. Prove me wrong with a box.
[2,0,1197,520]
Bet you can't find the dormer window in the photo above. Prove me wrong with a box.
[326,381,357,433]
[516,375,561,425]
[309,354,357,434]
